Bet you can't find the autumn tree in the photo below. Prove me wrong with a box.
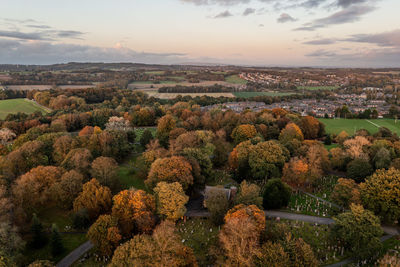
[109,221,197,267]
[87,215,121,256]
[0,128,16,145]
[154,182,188,221]
[61,148,92,177]
[300,116,322,139]
[52,135,74,164]
[331,178,361,208]
[248,141,287,180]
[204,187,230,225]
[234,180,263,208]
[52,170,84,209]
[111,189,156,236]
[27,260,55,267]
[343,136,371,160]
[146,156,193,190]
[305,143,330,182]
[156,114,176,147]
[263,179,292,209]
[78,126,94,136]
[378,253,400,267]
[13,166,64,215]
[255,241,289,267]
[73,178,112,220]
[139,129,154,148]
[330,147,349,171]
[360,168,400,223]
[330,204,383,261]
[91,157,119,191]
[335,131,349,144]
[282,157,309,188]
[279,123,304,144]
[231,124,257,144]
[219,217,260,266]
[225,204,266,234]
[281,233,318,267]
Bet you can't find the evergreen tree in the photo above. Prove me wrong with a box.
[30,213,47,249]
[50,224,64,256]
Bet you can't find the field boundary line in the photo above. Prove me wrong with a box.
[365,119,380,128]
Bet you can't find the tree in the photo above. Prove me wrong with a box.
[360,168,400,223]
[52,135,74,164]
[109,221,197,267]
[156,114,176,147]
[330,204,383,261]
[347,158,373,183]
[78,126,94,136]
[0,222,24,259]
[305,143,330,182]
[335,131,349,144]
[279,123,304,143]
[234,180,263,208]
[12,166,64,214]
[111,189,156,236]
[91,157,119,191]
[73,178,112,220]
[378,253,400,267]
[343,136,370,160]
[219,217,260,267]
[256,241,289,267]
[105,116,133,132]
[27,260,55,267]
[204,187,230,225]
[0,128,16,145]
[300,116,321,139]
[263,179,291,209]
[330,147,348,171]
[225,204,266,234]
[53,170,84,209]
[248,141,287,180]
[50,224,64,256]
[331,178,361,208]
[231,124,257,144]
[140,129,154,148]
[30,214,47,249]
[87,215,121,256]
[282,157,309,188]
[281,233,318,267]
[61,148,92,177]
[146,156,193,190]
[373,147,392,169]
[154,182,189,221]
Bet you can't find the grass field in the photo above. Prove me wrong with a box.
[225,74,248,84]
[233,91,295,98]
[0,98,51,119]
[298,86,338,91]
[318,118,400,135]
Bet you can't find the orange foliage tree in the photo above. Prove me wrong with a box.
[87,214,121,256]
[231,124,257,144]
[224,204,266,234]
[282,157,309,188]
[146,156,193,190]
[279,123,304,143]
[300,116,321,139]
[111,189,156,236]
[73,178,112,220]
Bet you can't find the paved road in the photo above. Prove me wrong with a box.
[265,210,335,225]
[56,241,93,267]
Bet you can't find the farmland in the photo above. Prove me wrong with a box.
[319,118,400,135]
[225,74,248,84]
[233,91,295,98]
[0,98,51,119]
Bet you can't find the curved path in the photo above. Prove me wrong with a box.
[56,241,93,267]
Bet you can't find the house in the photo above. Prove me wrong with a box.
[203,185,237,208]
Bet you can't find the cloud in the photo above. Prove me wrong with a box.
[0,30,48,41]
[0,29,85,41]
[294,5,376,31]
[305,49,337,57]
[181,0,249,6]
[277,13,297,23]
[345,29,400,47]
[26,24,52,29]
[303,38,337,45]
[259,24,264,27]
[0,39,188,65]
[336,0,368,8]
[213,10,233,18]
[243,7,256,16]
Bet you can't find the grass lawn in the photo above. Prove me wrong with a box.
[118,153,147,191]
[298,86,338,91]
[177,218,219,266]
[324,143,339,151]
[0,98,51,119]
[225,75,248,85]
[38,207,74,231]
[319,118,400,135]
[233,91,295,98]
[22,233,87,266]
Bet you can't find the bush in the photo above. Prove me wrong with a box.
[72,209,90,229]
[140,129,154,148]
[263,179,291,209]
[346,158,373,183]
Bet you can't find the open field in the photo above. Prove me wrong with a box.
[225,74,248,84]
[298,86,338,91]
[0,98,51,119]
[6,84,95,91]
[144,70,165,75]
[233,91,295,98]
[147,92,235,99]
[319,118,400,135]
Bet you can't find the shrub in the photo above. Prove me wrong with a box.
[263,179,291,209]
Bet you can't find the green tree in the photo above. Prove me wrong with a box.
[139,129,154,148]
[87,215,121,256]
[330,204,383,261]
[50,224,64,256]
[234,180,263,208]
[263,179,291,209]
[347,158,373,183]
[30,214,47,249]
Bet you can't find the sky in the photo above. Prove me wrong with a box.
[0,0,400,67]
